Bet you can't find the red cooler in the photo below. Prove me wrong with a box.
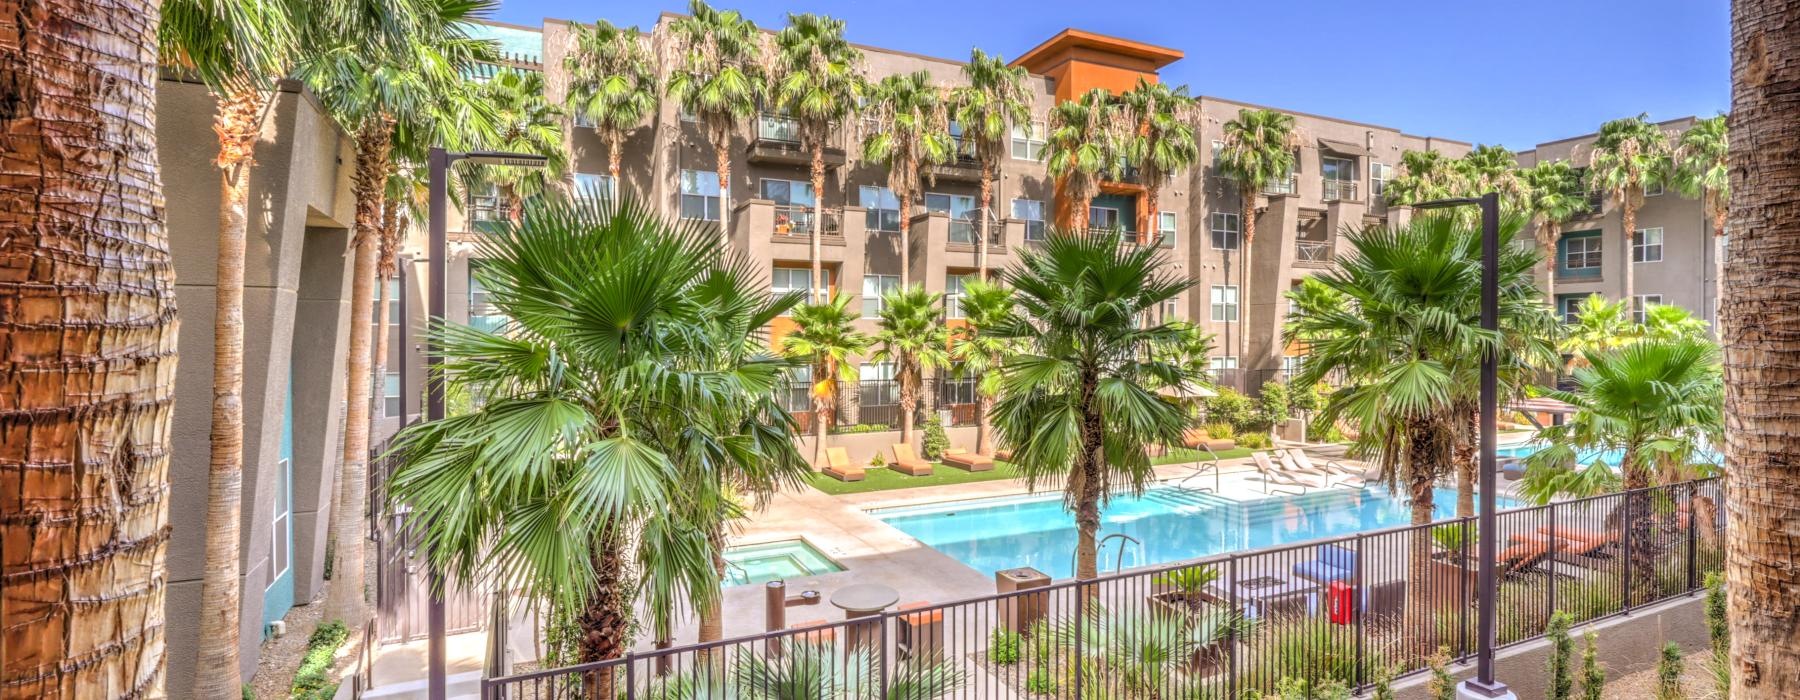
[1327,580,1356,624]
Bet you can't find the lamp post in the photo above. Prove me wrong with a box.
[424,147,547,700]
[1411,192,1511,700]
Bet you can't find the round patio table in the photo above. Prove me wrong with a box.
[830,583,899,618]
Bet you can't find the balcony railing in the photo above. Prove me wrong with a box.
[771,205,841,239]
[1323,179,1359,202]
[1262,175,1298,195]
[756,113,801,143]
[1295,239,1334,265]
[949,220,1004,247]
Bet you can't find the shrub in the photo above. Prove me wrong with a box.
[1203,388,1254,430]
[1241,615,1385,693]
[1205,422,1235,440]
[291,620,350,700]
[921,413,950,459]
[1290,381,1327,415]
[1580,631,1606,700]
[869,452,887,467]
[1656,642,1685,700]
[1546,611,1575,700]
[1252,381,1291,431]
[1236,433,1272,450]
[1369,666,1395,700]
[1426,647,1456,700]
[1704,572,1728,654]
[989,628,1022,665]
[1024,668,1058,695]
[835,423,892,434]
[1024,619,1055,665]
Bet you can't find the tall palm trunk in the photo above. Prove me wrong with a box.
[898,187,913,287]
[576,531,633,700]
[1621,193,1638,304]
[898,360,919,446]
[810,147,825,302]
[1237,191,1258,392]
[812,359,832,465]
[976,392,995,455]
[1453,411,1477,518]
[715,146,731,245]
[1072,370,1105,586]
[977,166,993,278]
[697,520,727,645]
[1541,220,1560,305]
[1619,445,1657,605]
[1723,5,1800,693]
[324,117,392,625]
[1402,419,1450,659]
[196,86,270,697]
[607,132,623,184]
[1144,185,1160,246]
[0,2,177,694]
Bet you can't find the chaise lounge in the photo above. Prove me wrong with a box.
[823,447,864,482]
[891,443,935,477]
[941,448,994,472]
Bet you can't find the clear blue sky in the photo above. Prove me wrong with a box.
[488,0,1728,150]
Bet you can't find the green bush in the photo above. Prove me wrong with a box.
[291,620,350,700]
[989,628,1022,665]
[1656,642,1685,700]
[1024,668,1058,695]
[1024,619,1055,665]
[869,452,887,467]
[1290,381,1327,415]
[1203,388,1254,431]
[1580,631,1606,700]
[1426,647,1456,700]
[1205,422,1235,440]
[1369,666,1395,700]
[1546,611,1575,700]
[1252,381,1292,431]
[1236,433,1272,450]
[1704,572,1727,654]
[921,413,950,459]
[1241,616,1383,693]
[835,423,892,434]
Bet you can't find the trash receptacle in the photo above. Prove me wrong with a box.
[995,567,1051,634]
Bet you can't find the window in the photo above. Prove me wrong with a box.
[1211,212,1241,250]
[945,273,975,319]
[1209,356,1238,372]
[1322,156,1356,182]
[777,366,811,414]
[770,267,828,309]
[1281,356,1300,381]
[1161,298,1179,322]
[763,179,816,234]
[1645,181,1665,197]
[1011,119,1046,160]
[679,170,721,222]
[1088,206,1122,231]
[1210,140,1224,160]
[574,173,616,202]
[573,110,596,129]
[860,361,898,407]
[1634,227,1664,263]
[860,185,901,232]
[940,362,978,406]
[1557,295,1583,323]
[468,181,507,224]
[268,458,291,587]
[1157,211,1177,249]
[469,260,507,334]
[1632,295,1664,324]
[862,274,899,317]
[1210,285,1239,322]
[383,372,401,418]
[1563,234,1603,273]
[1013,199,1046,241]
[926,193,979,243]
[1370,162,1392,197]
[373,278,400,337]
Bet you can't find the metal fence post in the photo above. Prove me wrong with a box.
[624,652,636,700]
[1686,484,1701,593]
[1073,583,1086,700]
[1548,502,1558,620]
[1459,516,1471,660]
[879,614,891,700]
[1622,490,1633,615]
[1353,533,1365,692]
[1227,556,1239,698]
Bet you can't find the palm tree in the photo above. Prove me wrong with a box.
[1454,144,1529,210]
[770,12,863,300]
[1286,214,1560,651]
[951,49,1030,278]
[952,281,1018,455]
[1673,115,1728,313]
[474,68,568,217]
[991,232,1193,581]
[1586,114,1672,304]
[565,20,657,185]
[1215,108,1298,389]
[1521,160,1589,303]
[1120,79,1199,246]
[1383,149,1467,208]
[159,0,299,690]
[295,0,498,625]
[2,2,178,695]
[1044,88,1125,230]
[871,285,953,446]
[388,196,805,686]
[732,639,966,700]
[862,71,954,288]
[1560,294,1639,366]
[664,0,765,243]
[781,295,872,465]
[1723,2,1800,691]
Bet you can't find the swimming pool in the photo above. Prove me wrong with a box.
[1496,442,1722,467]
[873,485,1518,580]
[723,539,844,586]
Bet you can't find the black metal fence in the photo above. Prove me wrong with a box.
[483,478,1724,699]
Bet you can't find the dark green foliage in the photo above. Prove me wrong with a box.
[989,628,1022,665]
[1235,432,1272,449]
[1203,388,1254,430]
[921,412,950,459]
[1546,611,1575,700]
[1252,381,1291,431]
[1704,572,1728,654]
[1025,668,1058,695]
[1656,642,1686,700]
[1580,631,1606,700]
[291,620,349,700]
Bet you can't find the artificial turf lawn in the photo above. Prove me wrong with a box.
[805,447,1256,496]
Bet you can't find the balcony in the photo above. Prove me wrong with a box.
[947,220,1005,249]
[924,139,984,182]
[1322,179,1359,202]
[748,113,845,167]
[1294,239,1334,267]
[770,204,843,242]
[1263,175,1298,196]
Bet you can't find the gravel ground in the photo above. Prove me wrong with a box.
[247,550,376,699]
[1604,648,1723,699]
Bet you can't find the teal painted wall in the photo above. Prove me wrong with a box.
[261,372,295,631]
[1089,193,1139,231]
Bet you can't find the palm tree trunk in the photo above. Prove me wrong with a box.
[1073,372,1105,586]
[324,118,392,626]
[1,5,176,695]
[1454,411,1477,518]
[978,166,993,278]
[715,146,732,245]
[697,520,726,644]
[813,360,832,466]
[1403,428,1445,659]
[899,187,913,287]
[576,531,633,699]
[976,393,995,455]
[1144,185,1159,246]
[899,363,917,447]
[1621,196,1638,305]
[1544,221,1559,307]
[196,86,270,697]
[1619,444,1658,605]
[608,131,623,185]
[1238,192,1257,392]
[811,147,826,303]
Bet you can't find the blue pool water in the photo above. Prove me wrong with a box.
[1496,442,1723,467]
[874,485,1518,580]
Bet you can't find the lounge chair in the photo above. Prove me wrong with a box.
[941,448,994,472]
[823,447,864,482]
[1533,525,1620,558]
[1292,543,1358,584]
[1273,451,1333,488]
[890,443,935,477]
[1285,449,1364,480]
[994,448,1013,462]
[1280,449,1365,488]
[1250,452,1309,495]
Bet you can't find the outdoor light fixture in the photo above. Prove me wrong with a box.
[422,147,546,700]
[1413,192,1512,700]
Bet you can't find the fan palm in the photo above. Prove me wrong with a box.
[565,20,657,184]
[1454,144,1529,211]
[665,0,764,243]
[1120,79,1199,246]
[871,285,953,446]
[1643,303,1711,342]
[1216,108,1298,389]
[1055,601,1232,696]
[990,232,1193,581]
[1044,88,1126,231]
[1521,160,1590,303]
[294,0,499,626]
[770,13,864,299]
[781,295,872,465]
[159,0,300,689]
[862,72,955,288]
[951,281,1020,455]
[1285,214,1560,650]
[1560,294,1637,368]
[1384,149,1467,207]
[473,68,568,218]
[1586,114,1672,303]
[951,49,1031,278]
[1674,115,1728,303]
[387,196,806,682]
[732,639,967,700]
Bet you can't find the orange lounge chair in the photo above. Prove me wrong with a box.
[994,448,1014,461]
[823,447,864,482]
[891,443,935,477]
[941,448,994,472]
[1533,525,1620,556]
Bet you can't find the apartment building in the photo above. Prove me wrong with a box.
[423,18,1713,465]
